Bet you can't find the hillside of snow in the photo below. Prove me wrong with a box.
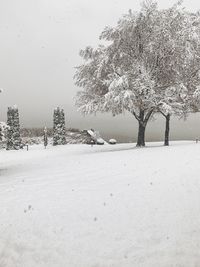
[1,141,200,267]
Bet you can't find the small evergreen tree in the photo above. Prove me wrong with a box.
[7,107,14,150]
[53,107,66,146]
[60,109,66,145]
[0,125,3,142]
[0,122,8,142]
[44,127,48,148]
[53,107,60,146]
[6,106,21,150]
[13,107,21,149]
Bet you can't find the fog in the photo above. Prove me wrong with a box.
[0,0,200,142]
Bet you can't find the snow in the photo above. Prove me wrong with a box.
[1,141,200,266]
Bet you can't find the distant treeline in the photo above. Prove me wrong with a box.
[20,128,81,137]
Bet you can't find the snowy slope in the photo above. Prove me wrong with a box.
[0,141,200,267]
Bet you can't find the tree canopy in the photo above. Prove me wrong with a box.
[74,1,200,146]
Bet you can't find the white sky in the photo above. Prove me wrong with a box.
[0,0,200,141]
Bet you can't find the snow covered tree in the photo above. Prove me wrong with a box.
[13,107,21,149]
[44,127,48,148]
[0,90,6,147]
[155,4,200,145]
[60,109,66,145]
[6,107,13,149]
[74,1,200,146]
[53,107,66,146]
[157,84,189,146]
[6,106,22,150]
[53,107,60,146]
[0,124,4,142]
[0,122,9,145]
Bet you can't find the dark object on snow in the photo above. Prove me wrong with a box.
[20,143,29,151]
[90,140,95,146]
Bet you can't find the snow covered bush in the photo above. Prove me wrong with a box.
[109,139,117,145]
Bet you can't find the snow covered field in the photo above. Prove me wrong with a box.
[1,141,200,267]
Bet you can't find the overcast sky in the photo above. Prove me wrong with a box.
[0,0,200,142]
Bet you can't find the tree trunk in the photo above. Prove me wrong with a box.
[164,114,170,146]
[133,108,154,147]
[137,121,146,147]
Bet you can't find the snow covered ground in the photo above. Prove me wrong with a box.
[1,141,200,267]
